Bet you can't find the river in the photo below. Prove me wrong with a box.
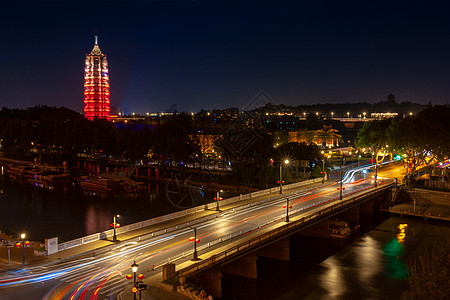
[222,214,450,299]
[0,166,218,243]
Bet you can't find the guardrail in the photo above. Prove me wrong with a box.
[56,177,325,252]
[177,182,394,278]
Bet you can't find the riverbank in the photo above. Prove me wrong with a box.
[382,188,450,221]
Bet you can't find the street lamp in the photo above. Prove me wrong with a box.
[215,190,223,211]
[282,197,292,222]
[322,159,326,184]
[189,228,200,260]
[131,261,139,300]
[21,233,26,267]
[375,158,378,188]
[111,214,121,242]
[331,112,334,119]
[279,159,289,194]
[337,170,345,200]
[347,112,350,118]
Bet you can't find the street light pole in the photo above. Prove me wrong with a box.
[193,228,198,260]
[285,198,290,222]
[279,163,283,194]
[279,159,289,194]
[21,233,25,267]
[375,153,378,188]
[113,214,119,242]
[322,159,325,184]
[131,261,139,300]
[215,190,222,211]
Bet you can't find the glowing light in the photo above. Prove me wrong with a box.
[83,36,111,121]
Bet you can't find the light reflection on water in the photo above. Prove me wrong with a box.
[354,236,382,289]
[221,216,450,300]
[0,174,218,242]
[283,217,448,299]
[320,257,346,298]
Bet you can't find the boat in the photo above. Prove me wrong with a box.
[78,176,120,192]
[5,163,71,189]
[329,220,351,239]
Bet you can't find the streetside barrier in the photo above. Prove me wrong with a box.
[176,183,394,278]
[55,177,326,252]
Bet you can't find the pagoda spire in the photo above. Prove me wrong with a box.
[94,35,98,45]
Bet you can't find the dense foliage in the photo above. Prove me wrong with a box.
[356,105,450,173]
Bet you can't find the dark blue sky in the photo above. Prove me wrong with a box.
[1,0,450,114]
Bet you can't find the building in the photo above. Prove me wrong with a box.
[83,36,111,120]
[371,112,398,119]
[288,125,341,148]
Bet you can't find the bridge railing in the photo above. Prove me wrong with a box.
[177,182,394,278]
[56,177,325,252]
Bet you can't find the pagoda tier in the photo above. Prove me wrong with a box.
[83,36,110,120]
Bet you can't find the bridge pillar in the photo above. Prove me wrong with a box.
[162,263,176,281]
[221,254,258,278]
[257,238,290,261]
[298,220,330,238]
[338,206,360,223]
[196,267,223,299]
[360,200,374,214]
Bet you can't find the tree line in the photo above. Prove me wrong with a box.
[356,105,450,174]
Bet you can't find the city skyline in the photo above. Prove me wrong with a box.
[1,1,450,114]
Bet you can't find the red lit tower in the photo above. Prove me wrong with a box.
[83,36,110,120]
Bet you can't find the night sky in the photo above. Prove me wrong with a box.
[1,0,450,114]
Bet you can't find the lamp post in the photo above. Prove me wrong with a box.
[279,159,289,194]
[375,158,378,188]
[112,214,120,242]
[189,228,200,260]
[131,261,139,300]
[336,170,346,200]
[322,158,325,184]
[21,233,25,267]
[282,197,292,222]
[215,190,223,211]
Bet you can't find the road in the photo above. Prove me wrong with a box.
[0,162,403,300]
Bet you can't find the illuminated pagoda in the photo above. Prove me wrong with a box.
[83,36,110,120]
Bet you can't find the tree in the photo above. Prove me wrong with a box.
[388,106,450,174]
[150,113,200,165]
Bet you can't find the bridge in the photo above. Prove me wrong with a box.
[0,163,402,300]
[172,182,394,298]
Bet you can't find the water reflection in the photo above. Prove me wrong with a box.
[354,236,382,288]
[85,203,110,236]
[320,257,346,298]
[383,223,409,279]
[0,173,220,242]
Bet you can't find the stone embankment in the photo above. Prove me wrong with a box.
[383,188,450,221]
